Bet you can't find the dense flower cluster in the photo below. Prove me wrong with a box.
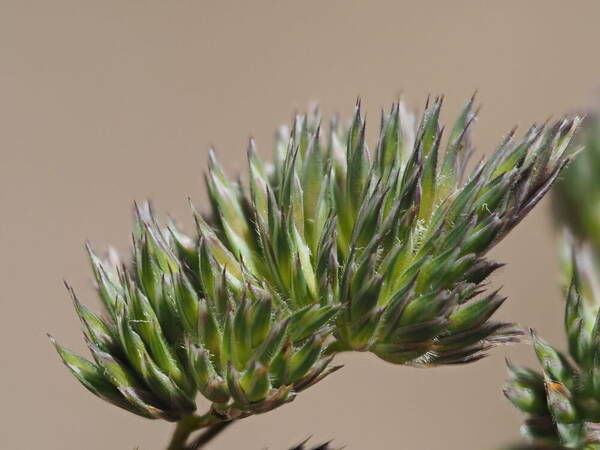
[51,97,579,436]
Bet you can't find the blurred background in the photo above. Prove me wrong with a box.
[2,1,600,449]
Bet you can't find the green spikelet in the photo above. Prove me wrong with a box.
[52,202,341,423]
[505,245,600,449]
[505,109,600,450]
[263,96,576,366]
[51,96,579,437]
[554,113,600,253]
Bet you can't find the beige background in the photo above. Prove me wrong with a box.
[2,1,599,449]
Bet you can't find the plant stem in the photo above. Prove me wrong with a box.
[187,421,233,449]
[166,412,226,450]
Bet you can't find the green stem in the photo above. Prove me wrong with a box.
[166,412,224,450]
[187,421,233,449]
